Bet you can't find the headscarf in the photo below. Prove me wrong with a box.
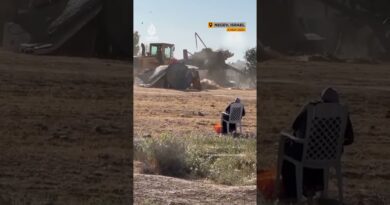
[321,87,339,103]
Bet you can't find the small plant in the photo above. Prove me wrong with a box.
[134,134,189,177]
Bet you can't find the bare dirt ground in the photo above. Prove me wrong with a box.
[258,60,390,205]
[133,85,257,204]
[134,173,256,205]
[0,50,132,204]
[134,86,257,138]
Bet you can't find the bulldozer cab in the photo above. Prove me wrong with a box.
[149,43,175,61]
[134,43,175,74]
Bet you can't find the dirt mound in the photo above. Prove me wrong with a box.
[200,78,221,89]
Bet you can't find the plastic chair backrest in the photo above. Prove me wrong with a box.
[302,103,348,165]
[228,103,243,123]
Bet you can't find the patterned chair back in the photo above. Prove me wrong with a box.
[228,103,243,123]
[302,103,348,166]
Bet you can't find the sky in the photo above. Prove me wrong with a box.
[134,0,257,63]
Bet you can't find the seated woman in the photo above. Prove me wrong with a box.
[221,98,245,134]
[281,87,354,199]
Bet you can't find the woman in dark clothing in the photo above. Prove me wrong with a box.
[221,98,246,134]
[281,87,354,199]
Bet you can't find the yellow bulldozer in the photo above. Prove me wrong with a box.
[134,42,175,73]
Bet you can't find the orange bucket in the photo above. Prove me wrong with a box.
[214,122,222,134]
[258,169,279,200]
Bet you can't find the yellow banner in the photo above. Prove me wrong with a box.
[226,27,246,32]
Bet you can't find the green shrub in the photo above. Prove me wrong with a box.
[134,134,189,177]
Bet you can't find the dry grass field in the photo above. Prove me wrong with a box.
[4,47,387,204]
[134,86,257,138]
[133,85,257,204]
[0,50,132,204]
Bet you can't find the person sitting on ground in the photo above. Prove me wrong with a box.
[221,98,245,134]
[280,87,354,200]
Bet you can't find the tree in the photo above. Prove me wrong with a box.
[244,47,257,75]
[133,31,140,55]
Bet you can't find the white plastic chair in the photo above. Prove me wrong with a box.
[221,102,244,134]
[275,103,348,203]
